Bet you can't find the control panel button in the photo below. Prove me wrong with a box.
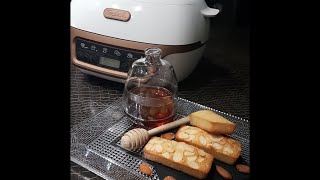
[102,48,108,53]
[76,51,84,59]
[84,53,91,62]
[80,43,86,48]
[114,50,121,56]
[91,45,96,51]
[127,53,133,59]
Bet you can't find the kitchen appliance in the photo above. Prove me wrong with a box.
[71,0,220,83]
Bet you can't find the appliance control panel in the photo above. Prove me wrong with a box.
[75,37,144,72]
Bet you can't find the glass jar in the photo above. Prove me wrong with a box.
[123,48,178,129]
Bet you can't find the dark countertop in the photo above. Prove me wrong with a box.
[71,27,249,179]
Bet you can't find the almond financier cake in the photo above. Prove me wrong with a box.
[176,125,241,165]
[143,137,214,179]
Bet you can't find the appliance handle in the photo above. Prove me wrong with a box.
[201,7,220,17]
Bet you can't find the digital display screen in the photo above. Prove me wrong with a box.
[99,57,120,68]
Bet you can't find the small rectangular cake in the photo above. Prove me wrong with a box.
[143,137,214,179]
[175,125,241,165]
[190,110,236,134]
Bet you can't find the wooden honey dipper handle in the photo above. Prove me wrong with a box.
[121,116,190,150]
[148,116,190,136]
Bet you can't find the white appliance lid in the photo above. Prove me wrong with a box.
[71,0,212,45]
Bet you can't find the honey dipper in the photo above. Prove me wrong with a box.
[120,116,190,150]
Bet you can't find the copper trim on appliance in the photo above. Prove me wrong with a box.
[103,8,131,22]
[70,27,205,79]
[73,59,128,79]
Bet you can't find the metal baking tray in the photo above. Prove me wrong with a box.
[71,97,250,180]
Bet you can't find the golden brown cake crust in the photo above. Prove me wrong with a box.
[190,110,236,134]
[143,137,214,179]
[176,125,241,165]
